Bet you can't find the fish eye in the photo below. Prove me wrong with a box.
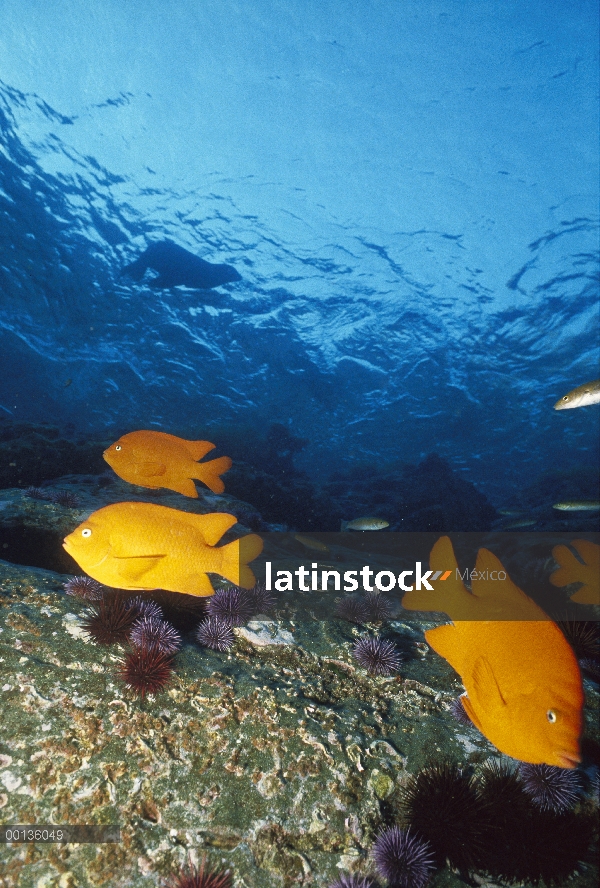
[562,396,568,401]
[81,528,92,538]
[547,709,557,723]
[115,445,122,451]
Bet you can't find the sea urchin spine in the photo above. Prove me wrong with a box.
[372,826,435,888]
[352,636,401,676]
[117,644,174,698]
[196,616,235,652]
[519,763,582,813]
[164,855,233,888]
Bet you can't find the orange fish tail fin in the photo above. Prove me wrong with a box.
[218,533,264,588]
[193,455,233,494]
[402,535,468,617]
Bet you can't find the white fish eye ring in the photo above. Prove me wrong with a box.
[547,709,557,723]
[81,528,92,538]
[115,445,122,451]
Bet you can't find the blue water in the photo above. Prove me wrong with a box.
[0,0,598,505]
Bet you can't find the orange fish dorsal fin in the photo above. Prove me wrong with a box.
[185,512,238,546]
[471,655,506,715]
[402,536,474,620]
[470,548,548,619]
[182,439,216,461]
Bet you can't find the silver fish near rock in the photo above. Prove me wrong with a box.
[340,517,389,531]
[553,501,600,512]
[554,380,600,410]
[502,518,538,528]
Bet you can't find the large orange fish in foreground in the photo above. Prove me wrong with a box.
[402,536,583,768]
[550,539,600,605]
[103,430,232,497]
[63,502,263,597]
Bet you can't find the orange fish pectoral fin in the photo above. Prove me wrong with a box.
[136,460,168,478]
[192,455,233,494]
[458,694,484,734]
[184,439,216,461]
[112,554,167,581]
[470,655,506,716]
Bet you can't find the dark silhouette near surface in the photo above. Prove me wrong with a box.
[122,240,242,289]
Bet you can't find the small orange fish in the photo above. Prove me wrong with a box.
[63,502,263,597]
[402,536,583,768]
[550,539,600,605]
[103,430,232,497]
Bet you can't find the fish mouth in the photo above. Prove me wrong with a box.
[556,752,581,769]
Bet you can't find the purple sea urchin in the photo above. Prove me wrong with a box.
[63,576,104,601]
[118,645,174,698]
[24,486,52,500]
[248,582,275,616]
[81,596,137,645]
[164,856,233,888]
[372,826,435,888]
[401,761,492,871]
[352,636,401,676]
[130,615,181,655]
[206,587,253,627]
[335,596,368,623]
[557,619,599,660]
[449,696,473,727]
[127,595,164,620]
[363,592,392,622]
[50,490,80,508]
[329,875,379,888]
[196,616,235,652]
[519,763,581,813]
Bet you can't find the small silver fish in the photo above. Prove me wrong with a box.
[554,380,600,410]
[502,518,538,528]
[340,517,389,531]
[553,501,600,512]
[293,533,330,552]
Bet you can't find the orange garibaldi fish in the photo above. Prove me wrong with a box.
[402,536,583,768]
[103,430,232,497]
[63,502,263,597]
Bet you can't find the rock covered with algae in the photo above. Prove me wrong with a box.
[0,483,598,887]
